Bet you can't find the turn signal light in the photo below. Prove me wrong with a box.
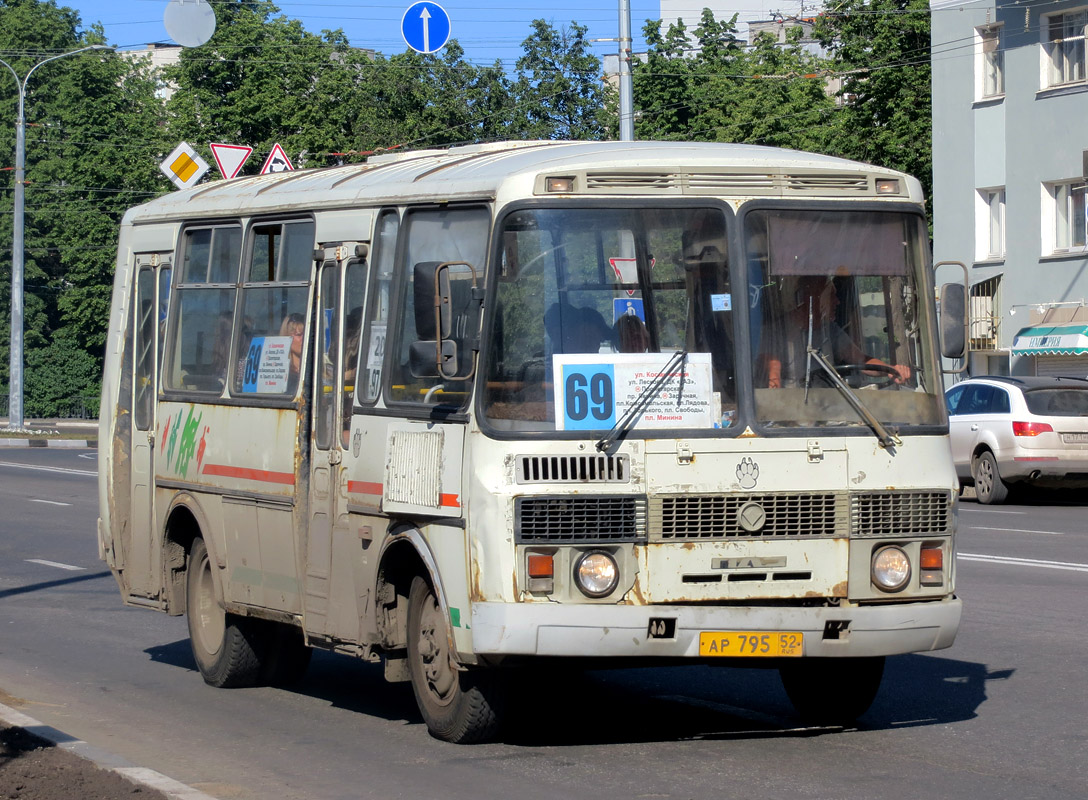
[1013,421,1053,436]
[527,554,554,578]
[920,544,944,586]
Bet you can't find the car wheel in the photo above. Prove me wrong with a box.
[972,450,1008,505]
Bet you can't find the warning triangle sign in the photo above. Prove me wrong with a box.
[209,143,253,180]
[260,143,294,175]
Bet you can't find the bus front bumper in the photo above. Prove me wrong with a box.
[470,597,962,659]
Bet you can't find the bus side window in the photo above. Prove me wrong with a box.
[163,225,241,393]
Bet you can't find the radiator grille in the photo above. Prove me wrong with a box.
[851,491,953,536]
[515,495,647,543]
[516,454,630,484]
[650,493,847,540]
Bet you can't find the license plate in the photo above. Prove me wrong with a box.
[1062,433,1088,444]
[698,631,803,657]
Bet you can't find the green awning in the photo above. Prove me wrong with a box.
[1011,324,1088,355]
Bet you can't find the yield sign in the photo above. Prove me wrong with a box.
[209,143,253,179]
[260,143,294,175]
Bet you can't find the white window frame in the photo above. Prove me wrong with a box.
[975,187,1006,260]
[1041,8,1087,89]
[1043,180,1088,254]
[976,25,1004,99]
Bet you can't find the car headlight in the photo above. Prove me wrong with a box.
[573,551,619,598]
[871,546,911,592]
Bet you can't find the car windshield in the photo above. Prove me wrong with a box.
[746,209,944,429]
[483,206,735,433]
[1024,387,1088,416]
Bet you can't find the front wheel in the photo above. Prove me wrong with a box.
[407,576,503,743]
[779,656,885,726]
[186,537,266,688]
[972,450,1009,504]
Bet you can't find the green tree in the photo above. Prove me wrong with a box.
[511,20,606,140]
[813,0,933,202]
[1,0,166,416]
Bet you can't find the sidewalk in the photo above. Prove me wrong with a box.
[0,417,97,448]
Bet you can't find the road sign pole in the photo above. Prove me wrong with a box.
[618,0,634,142]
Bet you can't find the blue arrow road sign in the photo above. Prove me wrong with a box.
[401,1,451,54]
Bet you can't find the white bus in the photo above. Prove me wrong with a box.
[99,140,965,743]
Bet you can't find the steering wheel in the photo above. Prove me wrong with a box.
[833,362,901,388]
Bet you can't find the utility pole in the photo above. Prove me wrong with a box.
[1,45,111,430]
[618,0,635,142]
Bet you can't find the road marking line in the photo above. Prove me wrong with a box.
[958,552,1088,573]
[961,509,1026,515]
[25,559,86,571]
[973,526,1064,535]
[29,499,71,507]
[0,460,96,476]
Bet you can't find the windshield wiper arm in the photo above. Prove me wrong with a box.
[596,349,689,453]
[806,346,899,450]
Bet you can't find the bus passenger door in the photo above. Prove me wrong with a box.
[129,255,171,598]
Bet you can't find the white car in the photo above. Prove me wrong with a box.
[945,376,1088,503]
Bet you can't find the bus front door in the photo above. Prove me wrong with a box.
[128,254,170,598]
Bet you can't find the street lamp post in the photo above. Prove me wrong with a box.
[1,45,111,430]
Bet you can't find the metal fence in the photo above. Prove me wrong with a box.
[0,395,98,420]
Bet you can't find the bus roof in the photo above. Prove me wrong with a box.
[125,140,922,224]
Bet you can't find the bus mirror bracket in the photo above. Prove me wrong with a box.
[935,261,968,374]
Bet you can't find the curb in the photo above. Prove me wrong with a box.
[0,439,96,448]
[0,702,219,800]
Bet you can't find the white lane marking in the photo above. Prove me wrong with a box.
[78,453,96,460]
[959,552,1088,573]
[0,460,96,476]
[971,526,1065,535]
[25,559,86,571]
[29,498,71,507]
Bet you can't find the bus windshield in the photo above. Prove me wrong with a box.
[484,206,737,432]
[482,205,943,435]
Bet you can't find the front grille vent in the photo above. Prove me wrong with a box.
[585,172,680,191]
[516,454,630,484]
[851,491,952,536]
[650,493,847,540]
[516,495,647,544]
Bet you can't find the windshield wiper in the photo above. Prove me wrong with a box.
[596,349,689,453]
[806,346,900,450]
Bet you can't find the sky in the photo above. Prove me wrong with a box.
[60,0,805,69]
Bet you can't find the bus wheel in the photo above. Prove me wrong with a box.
[779,656,885,726]
[186,537,265,688]
[406,576,503,743]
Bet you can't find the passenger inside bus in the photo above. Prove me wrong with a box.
[614,312,650,353]
[280,312,306,387]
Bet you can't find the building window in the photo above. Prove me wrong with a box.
[1043,9,1086,88]
[969,275,1001,352]
[1047,180,1088,253]
[978,26,1004,98]
[976,187,1005,260]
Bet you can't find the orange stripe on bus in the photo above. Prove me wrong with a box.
[202,463,295,485]
[348,480,383,496]
[440,494,460,508]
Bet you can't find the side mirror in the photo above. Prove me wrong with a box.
[939,282,967,360]
[409,339,458,378]
[413,261,451,340]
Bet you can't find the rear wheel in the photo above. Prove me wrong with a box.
[972,450,1009,504]
[779,656,885,725]
[186,537,266,688]
[407,576,503,743]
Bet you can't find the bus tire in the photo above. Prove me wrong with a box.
[406,576,503,743]
[779,656,885,726]
[186,537,265,688]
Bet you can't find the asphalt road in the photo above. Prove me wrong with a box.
[1,449,1085,800]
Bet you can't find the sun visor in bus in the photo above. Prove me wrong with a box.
[413,261,452,340]
[766,211,909,276]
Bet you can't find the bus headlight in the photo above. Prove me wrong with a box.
[573,551,619,598]
[871,546,911,592]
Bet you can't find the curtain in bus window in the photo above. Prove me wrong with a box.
[766,211,909,276]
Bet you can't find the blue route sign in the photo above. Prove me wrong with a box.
[401,1,451,54]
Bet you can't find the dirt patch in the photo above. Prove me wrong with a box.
[0,726,171,800]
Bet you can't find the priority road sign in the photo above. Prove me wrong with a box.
[260,143,294,175]
[210,143,253,179]
[401,1,450,54]
[159,142,209,190]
